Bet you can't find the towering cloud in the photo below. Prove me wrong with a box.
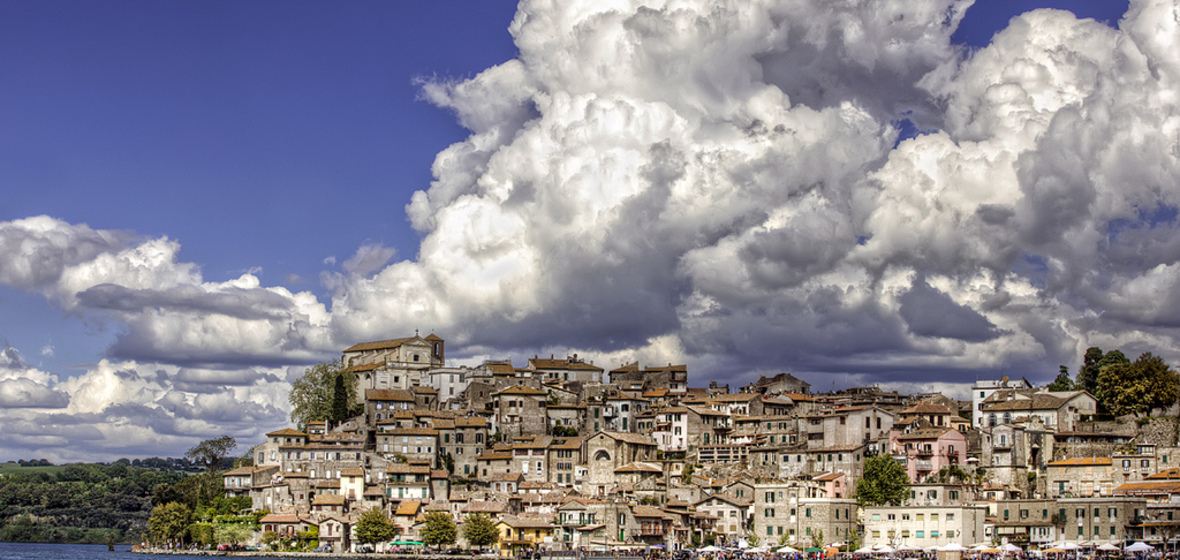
[2,0,1179,459]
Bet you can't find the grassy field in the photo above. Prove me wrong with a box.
[0,462,66,476]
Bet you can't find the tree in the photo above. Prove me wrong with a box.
[856,455,910,507]
[185,436,237,472]
[462,513,499,549]
[1047,365,1074,392]
[215,524,254,546]
[289,359,352,431]
[148,502,192,544]
[422,512,457,550]
[1075,347,1106,394]
[681,463,696,485]
[747,533,760,547]
[1096,352,1180,416]
[331,372,349,424]
[354,508,398,546]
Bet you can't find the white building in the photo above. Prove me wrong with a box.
[971,377,1032,427]
[863,506,988,549]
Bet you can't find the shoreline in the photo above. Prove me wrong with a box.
[135,550,508,559]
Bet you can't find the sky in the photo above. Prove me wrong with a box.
[2,0,1172,462]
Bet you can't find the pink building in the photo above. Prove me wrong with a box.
[890,427,968,484]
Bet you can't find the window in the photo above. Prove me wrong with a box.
[916,531,924,538]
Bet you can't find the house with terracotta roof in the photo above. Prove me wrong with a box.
[527,354,604,384]
[741,372,811,397]
[585,431,659,497]
[386,463,432,501]
[495,516,555,557]
[1046,457,1114,498]
[344,334,445,400]
[979,390,1097,431]
[609,363,688,394]
[493,384,549,438]
[694,493,752,545]
[890,427,968,484]
[803,405,895,451]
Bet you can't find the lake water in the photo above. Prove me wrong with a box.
[0,543,303,560]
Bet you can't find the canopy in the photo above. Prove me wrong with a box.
[1125,543,1154,553]
[938,544,967,552]
[700,546,722,552]
[1097,544,1121,552]
[779,546,801,554]
[981,548,1002,554]
[805,547,824,553]
[1002,544,1022,552]
[853,547,874,555]
[748,546,771,553]
[1043,549,1066,554]
[824,547,841,556]
[971,544,992,551]
[873,545,895,554]
[392,540,424,545]
[898,545,922,552]
[1060,543,1082,551]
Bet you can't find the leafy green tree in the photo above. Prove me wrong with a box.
[215,523,255,545]
[856,455,910,506]
[748,533,760,547]
[460,514,497,549]
[354,508,398,546]
[1075,347,1106,394]
[462,512,498,549]
[331,373,349,424]
[149,502,192,544]
[1096,352,1180,416]
[185,436,237,472]
[1047,365,1074,391]
[422,512,457,550]
[289,359,352,430]
[681,463,696,485]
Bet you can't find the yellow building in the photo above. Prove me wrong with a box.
[495,516,554,557]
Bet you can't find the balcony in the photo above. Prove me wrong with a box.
[915,460,934,471]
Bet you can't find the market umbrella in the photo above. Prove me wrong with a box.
[898,545,922,552]
[853,547,874,555]
[700,546,722,552]
[1002,543,1022,553]
[780,546,801,554]
[824,547,841,556]
[1097,544,1120,552]
[805,547,824,553]
[981,548,1002,554]
[938,544,967,552]
[1125,543,1154,553]
[1043,549,1065,554]
[1060,543,1081,551]
[874,545,895,554]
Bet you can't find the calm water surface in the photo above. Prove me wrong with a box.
[0,543,304,560]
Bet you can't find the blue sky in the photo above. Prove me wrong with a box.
[5,0,1174,461]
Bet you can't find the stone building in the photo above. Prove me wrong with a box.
[752,483,857,547]
[344,334,445,401]
[493,385,549,438]
[585,431,658,497]
[1056,496,1148,544]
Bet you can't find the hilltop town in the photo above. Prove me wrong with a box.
[222,334,1180,555]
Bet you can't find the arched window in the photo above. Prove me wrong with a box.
[988,414,997,427]
[594,450,611,462]
[1002,412,1011,424]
